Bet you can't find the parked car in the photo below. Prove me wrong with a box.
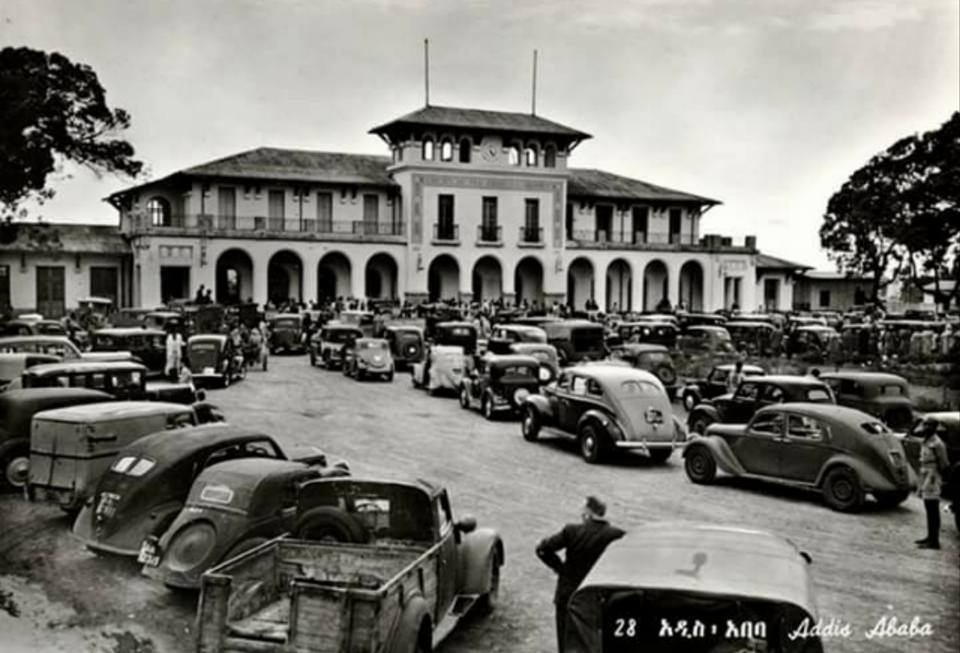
[110,307,154,328]
[541,320,606,365]
[511,342,560,384]
[460,354,541,420]
[617,321,679,349]
[0,319,67,337]
[687,375,833,435]
[608,344,679,401]
[90,327,167,376]
[384,325,424,370]
[677,312,728,329]
[787,325,841,361]
[72,424,348,556]
[900,412,960,531]
[521,366,685,464]
[432,321,479,355]
[564,524,822,653]
[676,325,736,356]
[144,311,185,333]
[26,401,199,513]
[187,334,246,388]
[310,324,364,369]
[0,388,112,491]
[488,324,548,348]
[342,337,395,381]
[684,403,916,512]
[0,335,132,363]
[725,321,782,356]
[678,363,765,412]
[0,352,61,389]
[820,372,914,431]
[196,477,503,652]
[339,309,376,336]
[139,458,328,589]
[269,313,305,354]
[411,344,467,395]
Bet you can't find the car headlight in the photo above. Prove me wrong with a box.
[538,366,551,383]
[165,522,217,572]
[513,388,530,405]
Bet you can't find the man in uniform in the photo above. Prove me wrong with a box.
[915,416,949,550]
[536,496,625,652]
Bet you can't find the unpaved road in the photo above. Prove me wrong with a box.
[1,355,957,653]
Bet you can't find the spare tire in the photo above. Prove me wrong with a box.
[655,364,677,386]
[296,507,369,543]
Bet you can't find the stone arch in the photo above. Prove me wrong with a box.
[643,259,669,311]
[472,255,503,303]
[364,252,398,300]
[515,256,544,308]
[215,248,254,305]
[679,260,705,312]
[606,258,633,313]
[567,257,595,310]
[428,254,460,302]
[317,251,352,302]
[267,250,303,306]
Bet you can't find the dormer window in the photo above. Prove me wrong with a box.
[440,139,454,162]
[544,145,557,168]
[147,197,171,226]
[508,145,521,166]
[422,138,435,161]
[524,145,538,167]
[458,138,471,163]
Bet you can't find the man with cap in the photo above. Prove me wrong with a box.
[536,496,625,652]
[915,416,949,550]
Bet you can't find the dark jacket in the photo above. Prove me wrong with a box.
[536,518,625,603]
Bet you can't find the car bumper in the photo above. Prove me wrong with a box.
[26,485,80,509]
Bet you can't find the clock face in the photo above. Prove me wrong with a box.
[480,138,499,163]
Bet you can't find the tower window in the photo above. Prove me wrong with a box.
[422,139,435,161]
[458,138,471,163]
[524,146,538,166]
[544,145,556,168]
[508,145,521,166]
[440,139,453,162]
[147,197,171,226]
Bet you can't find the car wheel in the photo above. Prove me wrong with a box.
[476,553,500,615]
[648,449,673,464]
[296,507,369,543]
[482,393,496,421]
[822,466,864,512]
[690,414,713,435]
[459,386,471,409]
[1,445,30,491]
[684,447,717,483]
[873,490,910,509]
[522,406,541,442]
[578,422,605,464]
[683,392,698,412]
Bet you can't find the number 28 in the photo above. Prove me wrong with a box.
[614,618,637,637]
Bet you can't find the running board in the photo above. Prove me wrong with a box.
[433,594,480,646]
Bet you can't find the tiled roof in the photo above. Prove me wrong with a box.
[566,168,720,205]
[756,252,812,271]
[0,223,127,254]
[183,147,395,186]
[370,105,590,140]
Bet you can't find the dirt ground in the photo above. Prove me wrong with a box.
[1,355,957,653]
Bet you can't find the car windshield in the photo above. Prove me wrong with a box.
[359,341,387,350]
[617,380,661,397]
[191,342,218,352]
[805,388,833,403]
[494,365,537,379]
[275,319,299,328]
[637,352,671,365]
[879,384,907,396]
[443,327,473,337]
[325,331,357,343]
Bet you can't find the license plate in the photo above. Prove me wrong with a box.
[203,367,214,375]
[137,540,160,567]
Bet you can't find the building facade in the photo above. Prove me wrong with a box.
[106,105,760,312]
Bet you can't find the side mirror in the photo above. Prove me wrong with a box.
[455,516,477,534]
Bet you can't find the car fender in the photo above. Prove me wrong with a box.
[578,409,620,441]
[0,437,30,462]
[683,437,746,476]
[524,394,555,423]
[687,404,719,427]
[457,527,504,594]
[671,415,688,444]
[815,454,902,491]
[386,596,431,653]
[681,383,701,400]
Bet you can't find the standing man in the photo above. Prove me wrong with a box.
[915,416,949,550]
[536,497,625,652]
[727,359,746,394]
[164,325,184,381]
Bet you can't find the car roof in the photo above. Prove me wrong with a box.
[686,325,728,332]
[485,354,540,367]
[386,325,422,333]
[0,387,112,408]
[713,363,765,373]
[616,343,669,353]
[146,311,179,318]
[190,334,227,343]
[742,375,824,386]
[564,365,662,386]
[759,402,875,423]
[193,458,308,487]
[576,523,814,611]
[356,338,387,344]
[25,360,147,375]
[323,324,363,332]
[0,335,76,346]
[820,371,907,384]
[94,327,166,336]
[300,476,441,498]
[726,321,776,328]
[34,400,192,422]
[273,313,302,319]
[436,321,475,329]
[123,424,275,459]
[500,324,545,333]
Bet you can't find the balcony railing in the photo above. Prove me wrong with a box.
[567,229,709,250]
[130,214,404,238]
[520,225,543,243]
[477,224,502,243]
[433,223,459,242]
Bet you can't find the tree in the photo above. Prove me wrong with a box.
[0,46,143,228]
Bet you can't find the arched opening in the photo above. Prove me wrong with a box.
[440,139,454,162]
[524,144,538,167]
[215,248,254,305]
[508,144,521,166]
[679,260,704,312]
[147,197,171,227]
[458,138,471,163]
[567,257,594,310]
[515,256,544,308]
[427,254,460,302]
[544,144,557,168]
[643,260,669,311]
[422,138,435,161]
[364,253,398,300]
[472,256,503,303]
[606,259,633,313]
[268,250,303,306]
[317,252,352,302]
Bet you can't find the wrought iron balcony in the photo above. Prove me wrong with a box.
[519,226,543,244]
[126,213,405,241]
[433,222,459,242]
[477,224,502,244]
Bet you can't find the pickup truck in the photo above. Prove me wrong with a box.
[196,478,504,653]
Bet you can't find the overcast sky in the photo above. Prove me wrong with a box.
[3,0,958,268]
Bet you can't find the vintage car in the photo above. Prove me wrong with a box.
[564,524,822,653]
[676,325,736,356]
[0,335,132,363]
[820,372,914,431]
[72,424,348,557]
[110,307,154,328]
[725,321,782,356]
[678,363,766,412]
[511,342,560,384]
[432,321,479,355]
[0,387,112,491]
[676,312,728,329]
[608,344,679,401]
[268,313,306,354]
[339,309,376,336]
[411,344,467,395]
[90,327,167,376]
[1,319,68,337]
[139,458,328,589]
[541,320,606,365]
[26,401,199,513]
[520,366,685,464]
[16,360,200,405]
[616,321,679,349]
[342,337,395,381]
[687,375,834,435]
[144,311,183,332]
[684,404,916,512]
[786,325,841,361]
[196,477,502,652]
[310,323,362,369]
[384,325,424,370]
[0,352,61,389]
[460,354,541,420]
[187,334,246,388]
[489,324,548,346]
[840,323,878,360]
[900,412,960,530]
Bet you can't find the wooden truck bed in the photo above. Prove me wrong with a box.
[197,538,439,653]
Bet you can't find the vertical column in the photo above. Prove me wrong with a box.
[667,262,681,309]
[632,257,646,313]
[350,253,366,300]
[593,260,607,312]
[253,251,268,306]
[302,254,318,305]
